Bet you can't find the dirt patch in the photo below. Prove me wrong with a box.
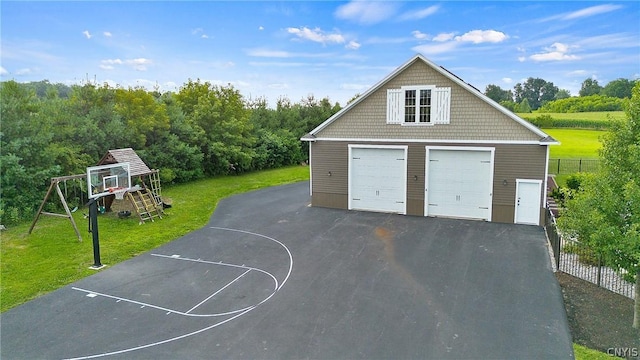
[556,272,640,355]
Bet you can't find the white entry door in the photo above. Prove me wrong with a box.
[349,146,407,214]
[515,179,542,225]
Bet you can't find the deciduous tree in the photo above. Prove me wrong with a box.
[514,78,558,110]
[579,78,602,97]
[559,83,640,328]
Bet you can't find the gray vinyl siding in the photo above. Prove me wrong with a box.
[310,140,548,225]
[316,60,542,142]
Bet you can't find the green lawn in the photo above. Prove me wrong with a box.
[544,128,603,159]
[574,343,621,360]
[1,165,310,312]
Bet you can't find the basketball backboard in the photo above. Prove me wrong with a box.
[87,163,131,199]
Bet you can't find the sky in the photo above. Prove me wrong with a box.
[1,1,639,107]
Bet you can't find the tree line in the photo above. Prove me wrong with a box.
[0,79,340,224]
[485,77,637,113]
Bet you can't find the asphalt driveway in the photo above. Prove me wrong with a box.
[1,181,573,359]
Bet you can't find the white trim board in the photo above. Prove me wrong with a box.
[306,137,552,145]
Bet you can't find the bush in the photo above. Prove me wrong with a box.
[538,95,625,113]
[563,241,601,266]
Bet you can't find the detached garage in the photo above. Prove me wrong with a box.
[302,55,558,226]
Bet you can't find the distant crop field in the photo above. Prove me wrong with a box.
[517,111,625,130]
[537,111,623,120]
[517,111,625,121]
[544,128,603,159]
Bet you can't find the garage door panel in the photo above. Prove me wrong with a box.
[350,147,406,214]
[426,149,493,220]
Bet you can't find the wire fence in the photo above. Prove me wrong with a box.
[548,158,600,175]
[545,208,635,299]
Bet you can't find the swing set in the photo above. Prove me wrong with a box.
[29,148,166,242]
[28,173,88,241]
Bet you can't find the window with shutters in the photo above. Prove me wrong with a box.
[387,86,450,125]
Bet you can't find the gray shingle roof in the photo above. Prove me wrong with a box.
[98,148,152,177]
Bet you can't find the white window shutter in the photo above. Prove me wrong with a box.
[386,89,404,124]
[433,87,451,124]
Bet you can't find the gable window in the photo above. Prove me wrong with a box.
[387,86,450,125]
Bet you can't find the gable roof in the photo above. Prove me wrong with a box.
[303,54,558,145]
[97,148,153,177]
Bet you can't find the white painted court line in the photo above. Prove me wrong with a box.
[64,226,294,360]
[185,268,251,314]
[209,226,294,291]
[72,287,184,316]
[150,254,278,290]
[150,253,279,291]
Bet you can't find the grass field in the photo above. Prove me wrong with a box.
[0,165,310,312]
[544,128,604,159]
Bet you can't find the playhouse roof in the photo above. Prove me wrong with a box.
[98,148,152,177]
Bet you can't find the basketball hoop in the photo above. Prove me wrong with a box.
[114,189,126,200]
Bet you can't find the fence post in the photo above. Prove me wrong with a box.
[579,159,582,172]
[597,253,602,287]
[557,159,560,174]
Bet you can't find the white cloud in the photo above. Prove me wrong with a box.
[567,70,589,77]
[286,27,345,45]
[82,30,92,39]
[0,66,7,75]
[100,58,152,71]
[102,59,124,65]
[433,32,455,42]
[502,77,513,84]
[412,41,459,55]
[335,1,398,25]
[191,28,210,38]
[259,26,264,31]
[399,5,440,21]
[16,68,33,75]
[563,4,623,20]
[246,49,292,58]
[412,29,508,55]
[530,42,579,62]
[518,56,526,62]
[346,41,361,50]
[128,58,152,71]
[103,31,112,37]
[412,31,429,40]
[268,83,289,90]
[455,30,508,44]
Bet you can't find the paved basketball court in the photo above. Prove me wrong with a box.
[1,181,573,359]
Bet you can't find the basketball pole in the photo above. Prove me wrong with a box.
[87,197,105,269]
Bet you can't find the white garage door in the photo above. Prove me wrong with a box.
[426,148,493,220]
[349,146,407,214]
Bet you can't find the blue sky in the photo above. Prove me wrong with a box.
[2,1,638,106]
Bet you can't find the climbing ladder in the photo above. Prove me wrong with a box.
[147,170,163,207]
[127,189,163,224]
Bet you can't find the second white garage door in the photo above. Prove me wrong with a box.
[426,148,494,220]
[349,146,407,214]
